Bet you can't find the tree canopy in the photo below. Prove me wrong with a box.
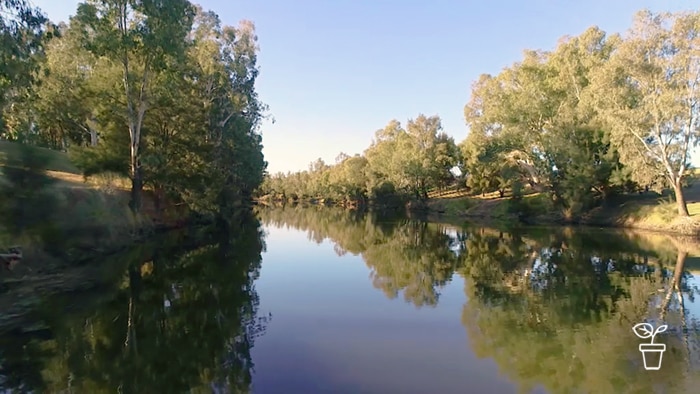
[1,1,268,224]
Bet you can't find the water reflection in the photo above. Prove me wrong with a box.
[458,228,700,393]
[3,205,700,393]
[259,206,700,393]
[0,213,270,393]
[260,207,460,308]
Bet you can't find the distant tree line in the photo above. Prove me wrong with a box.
[259,10,700,220]
[259,114,461,207]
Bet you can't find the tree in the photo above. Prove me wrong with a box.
[459,132,510,195]
[432,132,461,190]
[0,0,57,144]
[364,119,408,196]
[592,10,700,216]
[329,154,368,201]
[464,56,553,194]
[405,114,457,199]
[33,22,105,149]
[192,18,268,219]
[73,0,195,213]
[463,27,623,219]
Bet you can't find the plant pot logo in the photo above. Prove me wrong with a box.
[632,323,667,371]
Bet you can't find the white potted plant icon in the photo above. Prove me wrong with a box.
[632,323,668,370]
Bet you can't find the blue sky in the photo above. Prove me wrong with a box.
[33,0,700,174]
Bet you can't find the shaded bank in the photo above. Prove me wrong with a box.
[0,225,218,335]
[0,142,235,322]
[0,142,193,273]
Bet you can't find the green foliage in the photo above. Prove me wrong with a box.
[0,1,267,276]
[151,14,268,221]
[461,25,667,220]
[70,0,197,212]
[31,22,111,149]
[589,10,700,216]
[0,0,56,141]
[0,2,270,225]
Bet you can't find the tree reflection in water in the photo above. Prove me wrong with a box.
[0,212,270,393]
[260,207,700,393]
[3,206,700,393]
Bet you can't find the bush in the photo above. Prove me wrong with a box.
[0,144,60,241]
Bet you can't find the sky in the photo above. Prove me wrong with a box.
[31,0,700,174]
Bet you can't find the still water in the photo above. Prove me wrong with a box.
[1,207,700,393]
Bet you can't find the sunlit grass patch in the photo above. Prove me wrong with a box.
[608,195,700,235]
[427,186,470,199]
[84,171,132,190]
[687,202,700,216]
[0,141,133,190]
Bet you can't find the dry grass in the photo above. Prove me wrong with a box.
[428,178,700,236]
[0,141,132,191]
[0,142,156,242]
[46,169,132,191]
[428,185,539,200]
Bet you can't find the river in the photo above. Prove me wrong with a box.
[1,206,699,393]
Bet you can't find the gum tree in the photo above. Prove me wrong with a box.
[592,10,700,216]
[73,0,195,212]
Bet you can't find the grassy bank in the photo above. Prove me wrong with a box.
[0,141,191,278]
[0,141,199,332]
[422,181,700,236]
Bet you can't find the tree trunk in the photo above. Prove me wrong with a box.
[673,179,690,217]
[660,250,686,319]
[672,250,686,292]
[129,155,143,213]
[89,127,98,146]
[124,263,141,354]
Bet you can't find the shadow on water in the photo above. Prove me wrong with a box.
[258,205,700,394]
[0,212,270,393]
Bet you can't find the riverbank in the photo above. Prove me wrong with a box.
[256,181,700,236]
[0,141,191,233]
[420,185,700,236]
[0,142,194,315]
